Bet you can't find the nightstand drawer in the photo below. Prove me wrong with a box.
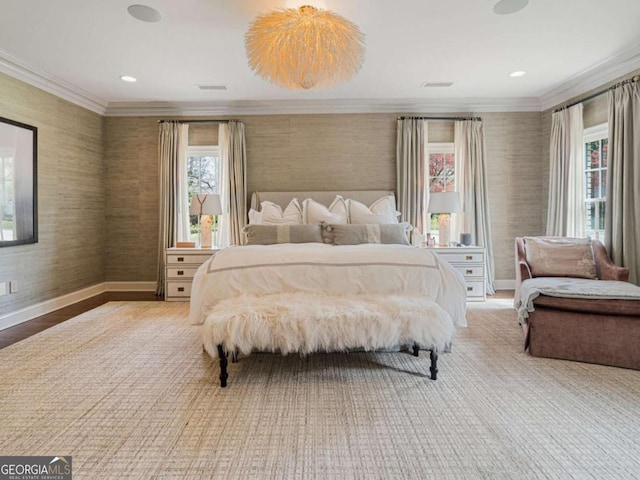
[437,252,484,264]
[166,282,192,298]
[464,280,485,299]
[428,246,486,301]
[457,265,484,278]
[167,253,212,265]
[167,267,198,279]
[165,248,217,301]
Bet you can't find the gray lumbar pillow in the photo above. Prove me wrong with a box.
[243,224,324,245]
[324,223,411,246]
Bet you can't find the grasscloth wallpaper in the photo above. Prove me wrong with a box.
[103,112,543,284]
[1,69,633,315]
[0,72,105,316]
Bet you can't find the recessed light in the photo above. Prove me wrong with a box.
[120,75,137,82]
[127,4,162,23]
[509,71,526,77]
[493,0,529,15]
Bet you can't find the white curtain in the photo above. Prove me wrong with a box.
[176,125,190,242]
[453,120,496,295]
[546,104,584,236]
[155,122,188,295]
[605,81,640,285]
[219,121,247,246]
[396,118,427,232]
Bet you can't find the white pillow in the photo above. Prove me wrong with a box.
[260,199,303,224]
[248,208,263,225]
[302,196,348,224]
[347,196,399,224]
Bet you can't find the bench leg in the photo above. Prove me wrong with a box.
[412,343,420,357]
[217,344,228,387]
[430,350,438,380]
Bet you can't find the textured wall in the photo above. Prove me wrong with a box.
[0,72,105,315]
[104,117,158,282]
[482,112,543,280]
[104,112,543,282]
[189,123,218,146]
[244,114,397,194]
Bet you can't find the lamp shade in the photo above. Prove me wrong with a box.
[190,194,222,216]
[427,192,462,214]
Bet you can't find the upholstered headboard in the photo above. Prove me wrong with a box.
[250,190,395,211]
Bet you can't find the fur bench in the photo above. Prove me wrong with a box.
[202,292,455,387]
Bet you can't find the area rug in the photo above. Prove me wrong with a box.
[1,299,639,479]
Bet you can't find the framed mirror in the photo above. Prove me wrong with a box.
[0,116,37,247]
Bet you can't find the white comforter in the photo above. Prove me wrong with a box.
[189,243,467,328]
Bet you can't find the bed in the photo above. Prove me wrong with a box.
[189,191,468,386]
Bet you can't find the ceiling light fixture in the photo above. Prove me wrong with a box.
[245,5,366,90]
[127,4,162,23]
[493,0,529,15]
[509,71,526,77]
[120,75,137,82]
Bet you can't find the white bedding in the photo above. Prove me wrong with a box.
[189,243,467,328]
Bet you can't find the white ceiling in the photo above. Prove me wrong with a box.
[1,0,640,115]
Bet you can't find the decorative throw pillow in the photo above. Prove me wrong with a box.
[243,224,324,245]
[523,237,597,279]
[302,196,348,224]
[248,208,262,225]
[260,199,303,224]
[324,223,411,246]
[347,196,399,224]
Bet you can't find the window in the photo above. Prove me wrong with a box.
[427,143,455,241]
[583,124,608,241]
[186,146,220,243]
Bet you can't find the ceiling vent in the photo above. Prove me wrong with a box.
[197,84,227,91]
[420,81,454,88]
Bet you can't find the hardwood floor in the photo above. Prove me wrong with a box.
[0,292,163,349]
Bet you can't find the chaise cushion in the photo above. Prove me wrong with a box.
[523,236,597,279]
[533,295,640,316]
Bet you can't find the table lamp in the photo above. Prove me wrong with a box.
[427,192,461,247]
[189,194,222,248]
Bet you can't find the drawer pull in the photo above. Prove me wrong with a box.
[465,255,473,261]
[178,287,185,292]
[177,257,185,262]
[177,270,184,276]
[467,286,473,292]
[465,269,473,275]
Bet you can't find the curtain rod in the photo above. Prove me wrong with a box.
[553,74,640,113]
[397,116,481,121]
[157,119,231,124]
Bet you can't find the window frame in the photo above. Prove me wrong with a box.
[185,145,221,243]
[426,142,456,240]
[583,123,608,241]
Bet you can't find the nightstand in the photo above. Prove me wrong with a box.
[427,246,486,302]
[165,247,218,301]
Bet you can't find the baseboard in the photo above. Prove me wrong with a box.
[0,281,157,332]
[104,281,157,292]
[495,280,515,291]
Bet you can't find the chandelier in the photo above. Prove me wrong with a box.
[245,5,366,90]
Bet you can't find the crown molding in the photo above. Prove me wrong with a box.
[539,42,640,111]
[104,97,542,117]
[0,48,108,115]
[2,42,639,117]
